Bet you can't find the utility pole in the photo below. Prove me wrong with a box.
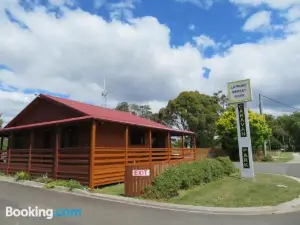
[259,94,267,156]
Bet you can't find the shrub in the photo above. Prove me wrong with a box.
[143,157,236,199]
[44,179,83,191]
[216,157,238,175]
[270,137,282,150]
[14,171,31,181]
[34,174,53,184]
[261,153,274,162]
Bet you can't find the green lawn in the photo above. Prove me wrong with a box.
[167,173,300,207]
[272,152,294,163]
[93,183,124,196]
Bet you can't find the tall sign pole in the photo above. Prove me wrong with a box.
[227,79,254,178]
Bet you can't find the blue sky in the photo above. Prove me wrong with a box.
[1,0,300,124]
[10,0,288,54]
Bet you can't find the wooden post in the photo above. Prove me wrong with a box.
[6,132,13,175]
[0,136,3,151]
[89,120,96,190]
[193,135,196,160]
[149,129,152,163]
[53,125,60,179]
[181,134,184,160]
[28,130,34,173]
[167,132,171,163]
[125,125,129,165]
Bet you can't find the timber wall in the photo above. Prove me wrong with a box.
[8,98,83,127]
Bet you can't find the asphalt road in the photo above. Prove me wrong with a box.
[1,162,300,225]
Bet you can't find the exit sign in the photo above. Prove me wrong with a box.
[132,169,150,177]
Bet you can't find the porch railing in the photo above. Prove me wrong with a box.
[92,147,196,187]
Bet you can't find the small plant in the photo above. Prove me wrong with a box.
[44,179,83,191]
[14,171,31,181]
[34,174,53,183]
[261,153,274,162]
[0,172,5,176]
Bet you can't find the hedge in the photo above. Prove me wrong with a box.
[143,157,238,199]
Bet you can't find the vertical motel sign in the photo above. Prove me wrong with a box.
[227,79,254,178]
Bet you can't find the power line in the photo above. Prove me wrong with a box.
[260,94,300,112]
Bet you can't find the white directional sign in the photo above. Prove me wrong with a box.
[235,102,255,178]
[227,79,252,104]
[227,79,255,178]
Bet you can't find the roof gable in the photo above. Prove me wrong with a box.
[4,94,194,134]
[5,96,85,128]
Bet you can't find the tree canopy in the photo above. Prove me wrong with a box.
[114,92,300,152]
[158,91,222,147]
[115,102,157,121]
[216,106,271,159]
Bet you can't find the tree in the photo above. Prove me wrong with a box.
[158,91,222,147]
[264,113,291,151]
[115,102,130,112]
[216,106,272,160]
[213,90,228,110]
[277,112,300,151]
[139,105,152,119]
[115,102,156,120]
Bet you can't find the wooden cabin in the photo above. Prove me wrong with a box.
[0,94,196,189]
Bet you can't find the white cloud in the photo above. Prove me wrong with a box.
[1,1,300,126]
[107,0,139,20]
[243,10,272,32]
[0,90,35,126]
[282,6,300,22]
[193,35,231,52]
[230,0,300,10]
[189,24,195,31]
[174,0,214,9]
[193,35,216,49]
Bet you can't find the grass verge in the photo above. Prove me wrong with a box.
[167,173,300,207]
[93,183,124,196]
[273,152,294,163]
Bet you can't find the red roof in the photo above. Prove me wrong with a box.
[1,116,92,132]
[2,94,194,135]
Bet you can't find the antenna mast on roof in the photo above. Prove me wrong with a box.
[101,77,109,107]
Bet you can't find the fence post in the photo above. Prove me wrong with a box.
[181,134,184,160]
[6,132,13,175]
[193,135,196,161]
[28,130,34,174]
[149,129,152,164]
[89,120,96,190]
[167,132,171,163]
[125,125,128,165]
[53,125,60,179]
[0,136,3,151]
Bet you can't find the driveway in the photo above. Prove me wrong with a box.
[288,153,300,164]
[1,162,300,225]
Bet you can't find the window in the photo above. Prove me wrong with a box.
[14,133,29,149]
[61,126,79,148]
[130,128,145,145]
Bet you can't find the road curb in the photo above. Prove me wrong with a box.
[0,174,300,215]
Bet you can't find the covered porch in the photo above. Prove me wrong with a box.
[0,117,196,189]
